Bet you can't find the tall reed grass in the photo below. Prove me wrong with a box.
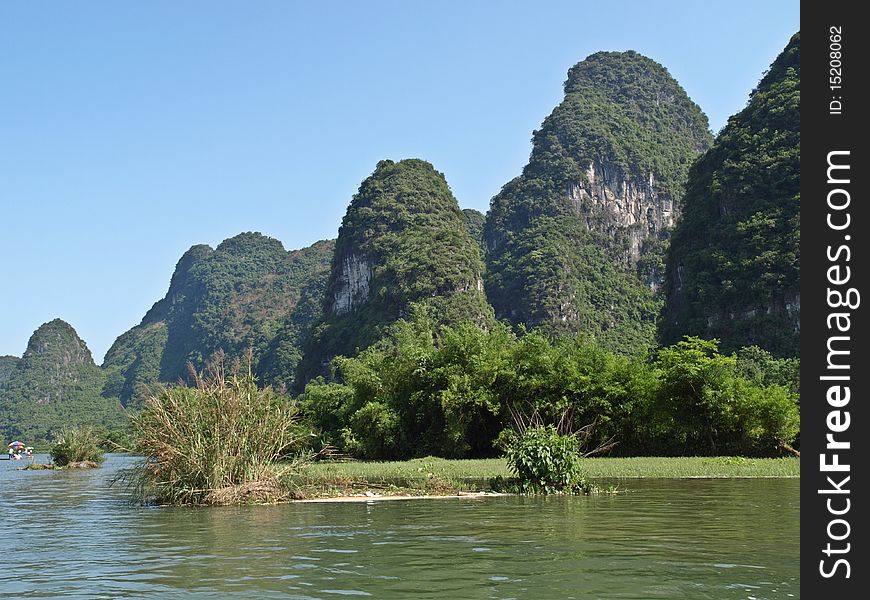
[125,357,306,505]
[50,426,105,467]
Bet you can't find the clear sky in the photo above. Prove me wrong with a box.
[0,1,799,362]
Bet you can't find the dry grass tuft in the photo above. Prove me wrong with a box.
[204,477,291,505]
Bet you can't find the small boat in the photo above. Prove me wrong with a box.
[5,441,28,460]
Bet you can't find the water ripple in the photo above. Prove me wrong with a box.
[0,455,799,599]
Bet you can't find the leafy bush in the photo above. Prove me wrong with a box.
[350,401,401,460]
[300,310,799,460]
[125,358,306,505]
[651,337,799,455]
[500,425,590,494]
[50,426,105,466]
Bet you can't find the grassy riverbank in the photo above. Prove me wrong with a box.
[294,456,799,499]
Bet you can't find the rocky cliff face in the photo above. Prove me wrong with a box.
[568,161,673,273]
[484,51,711,354]
[298,159,492,385]
[330,253,373,316]
[661,33,800,357]
[0,319,124,442]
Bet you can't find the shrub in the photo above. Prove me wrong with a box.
[500,425,591,494]
[349,401,401,459]
[50,426,105,467]
[125,359,306,505]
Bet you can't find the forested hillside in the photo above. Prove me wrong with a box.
[0,320,124,442]
[484,51,712,355]
[2,36,802,457]
[661,33,800,356]
[102,234,334,404]
[0,355,19,388]
[298,159,492,384]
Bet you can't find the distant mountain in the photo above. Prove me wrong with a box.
[102,234,334,404]
[661,33,800,356]
[484,50,712,355]
[0,319,124,443]
[298,159,493,384]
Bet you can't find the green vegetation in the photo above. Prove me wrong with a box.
[298,159,493,384]
[0,320,125,444]
[300,311,799,460]
[0,355,19,387]
[485,51,712,355]
[652,338,799,455]
[300,456,799,494]
[296,456,479,499]
[256,240,336,391]
[661,33,800,356]
[124,358,308,505]
[103,236,335,405]
[21,462,57,470]
[500,426,592,494]
[461,208,486,258]
[3,37,802,471]
[576,456,799,478]
[50,426,105,467]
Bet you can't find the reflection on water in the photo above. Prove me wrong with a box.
[0,455,798,599]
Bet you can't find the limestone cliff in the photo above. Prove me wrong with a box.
[330,253,373,316]
[484,51,711,354]
[298,159,492,384]
[567,161,674,273]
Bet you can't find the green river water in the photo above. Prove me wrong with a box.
[0,454,798,599]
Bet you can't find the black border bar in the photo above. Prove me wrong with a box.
[801,3,868,595]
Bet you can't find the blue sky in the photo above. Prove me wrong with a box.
[0,1,799,362]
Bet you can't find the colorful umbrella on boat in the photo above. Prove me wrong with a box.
[8,441,25,449]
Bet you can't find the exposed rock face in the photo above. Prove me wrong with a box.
[103,235,335,404]
[661,33,800,357]
[484,51,711,354]
[0,319,124,442]
[330,253,373,315]
[568,160,673,273]
[298,159,493,385]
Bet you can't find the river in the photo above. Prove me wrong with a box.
[0,454,798,599]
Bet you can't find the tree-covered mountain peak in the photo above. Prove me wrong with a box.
[753,32,799,99]
[102,233,336,404]
[298,157,492,384]
[566,50,679,93]
[23,318,95,366]
[1,319,124,442]
[214,231,287,256]
[484,49,711,353]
